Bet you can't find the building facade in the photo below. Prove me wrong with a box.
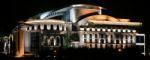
[0,4,145,57]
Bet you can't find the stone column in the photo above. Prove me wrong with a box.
[107,33,111,43]
[113,34,116,44]
[28,26,32,31]
[64,25,66,31]
[53,24,57,30]
[97,33,101,48]
[40,25,44,30]
[132,34,136,43]
[122,34,126,44]
[16,30,24,57]
[92,33,95,43]
[127,34,131,44]
[92,33,95,48]
[59,24,62,31]
[103,33,106,44]
[79,32,84,46]
[34,25,38,30]
[86,33,90,43]
[47,24,51,30]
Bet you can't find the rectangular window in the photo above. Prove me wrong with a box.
[136,35,144,43]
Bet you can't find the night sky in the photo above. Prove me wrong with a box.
[0,0,148,53]
[1,0,148,35]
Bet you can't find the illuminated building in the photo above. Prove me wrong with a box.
[0,4,145,57]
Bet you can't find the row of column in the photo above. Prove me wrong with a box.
[80,32,136,45]
[71,42,132,49]
[84,44,132,49]
[27,24,67,31]
[80,28,136,33]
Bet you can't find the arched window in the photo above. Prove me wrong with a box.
[56,36,61,46]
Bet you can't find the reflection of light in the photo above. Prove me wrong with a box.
[97,28,100,31]
[16,31,24,58]
[132,30,136,33]
[142,52,145,55]
[25,19,65,24]
[29,26,32,31]
[64,26,66,31]
[54,56,56,58]
[127,29,131,32]
[107,29,111,32]
[53,25,57,30]
[54,50,57,53]
[80,28,84,31]
[40,25,44,30]
[113,29,116,32]
[86,28,90,31]
[88,20,142,26]
[59,25,63,31]
[102,28,106,32]
[122,44,126,49]
[128,40,131,44]
[117,29,121,32]
[123,29,126,32]
[86,15,107,21]
[47,25,51,30]
[123,39,126,44]
[34,25,38,30]
[119,19,130,22]
[79,9,98,17]
[92,28,95,31]
[40,11,50,19]
[108,16,118,22]
[132,39,136,43]
[118,49,122,52]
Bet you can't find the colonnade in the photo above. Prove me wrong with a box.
[79,28,136,49]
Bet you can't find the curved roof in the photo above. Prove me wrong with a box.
[29,4,103,20]
[85,15,130,22]
[71,4,102,9]
[25,19,66,25]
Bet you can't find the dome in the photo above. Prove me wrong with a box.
[107,16,119,22]
[85,15,108,21]
[85,15,119,22]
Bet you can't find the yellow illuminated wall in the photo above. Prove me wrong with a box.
[15,30,24,57]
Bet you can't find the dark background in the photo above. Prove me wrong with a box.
[1,0,149,50]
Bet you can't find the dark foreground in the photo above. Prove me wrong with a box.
[0,48,148,60]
